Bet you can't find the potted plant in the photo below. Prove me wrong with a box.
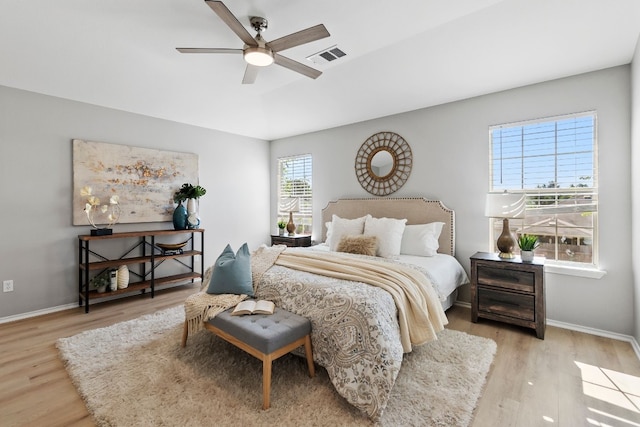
[277,220,287,236]
[173,183,207,203]
[518,234,539,262]
[173,183,207,230]
[89,270,110,293]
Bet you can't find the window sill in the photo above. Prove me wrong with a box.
[544,263,607,279]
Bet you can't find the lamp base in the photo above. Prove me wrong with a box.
[90,228,113,236]
[495,218,516,259]
[498,251,516,259]
[286,211,296,236]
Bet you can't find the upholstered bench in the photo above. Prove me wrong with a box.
[203,306,315,410]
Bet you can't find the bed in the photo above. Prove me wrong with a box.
[318,197,465,310]
[251,198,469,420]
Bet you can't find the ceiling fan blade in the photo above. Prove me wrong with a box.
[205,0,257,47]
[242,64,259,84]
[266,24,330,52]
[176,48,243,54]
[274,53,322,79]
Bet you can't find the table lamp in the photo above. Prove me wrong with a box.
[279,198,299,236]
[485,192,525,258]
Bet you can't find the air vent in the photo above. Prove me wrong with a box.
[306,45,347,65]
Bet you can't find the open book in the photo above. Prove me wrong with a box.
[231,299,275,316]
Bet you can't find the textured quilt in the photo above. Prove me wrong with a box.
[253,246,447,420]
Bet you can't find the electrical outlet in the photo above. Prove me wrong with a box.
[3,280,14,292]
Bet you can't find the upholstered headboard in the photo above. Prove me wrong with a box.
[321,198,455,256]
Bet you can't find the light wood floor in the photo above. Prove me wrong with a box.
[1,286,639,427]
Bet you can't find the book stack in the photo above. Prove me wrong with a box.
[162,248,184,256]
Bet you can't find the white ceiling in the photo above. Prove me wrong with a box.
[2,0,639,141]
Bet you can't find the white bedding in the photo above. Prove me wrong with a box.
[308,242,468,304]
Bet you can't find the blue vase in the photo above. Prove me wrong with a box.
[172,201,188,230]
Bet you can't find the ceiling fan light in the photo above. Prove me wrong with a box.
[244,47,274,67]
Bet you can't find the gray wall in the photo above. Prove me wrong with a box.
[0,85,270,318]
[632,37,640,344]
[271,66,634,336]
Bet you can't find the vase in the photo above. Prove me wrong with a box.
[186,198,200,229]
[117,265,129,289]
[173,201,188,230]
[286,211,296,236]
[521,250,535,262]
[278,228,285,236]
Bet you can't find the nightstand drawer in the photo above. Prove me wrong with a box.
[478,288,535,321]
[477,265,534,293]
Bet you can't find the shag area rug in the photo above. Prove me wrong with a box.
[57,306,496,427]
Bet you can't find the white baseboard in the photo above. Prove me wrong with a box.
[454,301,471,309]
[0,280,202,325]
[0,303,78,324]
[547,319,640,361]
[452,301,640,361]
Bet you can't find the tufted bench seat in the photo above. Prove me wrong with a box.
[203,306,315,410]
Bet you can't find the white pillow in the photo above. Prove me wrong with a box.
[400,222,445,257]
[363,216,407,258]
[328,215,370,251]
[324,221,332,243]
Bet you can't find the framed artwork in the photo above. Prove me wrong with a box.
[72,139,199,225]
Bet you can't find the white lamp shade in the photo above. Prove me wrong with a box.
[485,193,525,219]
[278,197,299,213]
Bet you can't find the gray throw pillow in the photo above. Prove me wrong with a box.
[206,243,253,296]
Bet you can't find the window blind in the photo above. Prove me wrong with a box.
[277,154,312,234]
[489,112,598,264]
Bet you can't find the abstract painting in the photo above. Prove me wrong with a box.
[72,139,199,225]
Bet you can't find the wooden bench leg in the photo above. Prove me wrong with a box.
[262,355,272,410]
[304,335,315,378]
[181,320,189,348]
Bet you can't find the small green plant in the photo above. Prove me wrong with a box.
[518,234,540,251]
[277,220,287,229]
[89,270,110,290]
[173,183,207,203]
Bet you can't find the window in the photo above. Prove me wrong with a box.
[489,112,598,265]
[277,154,312,235]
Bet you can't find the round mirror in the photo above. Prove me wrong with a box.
[370,149,394,178]
[355,132,412,196]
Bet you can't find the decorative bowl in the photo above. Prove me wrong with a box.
[156,241,188,250]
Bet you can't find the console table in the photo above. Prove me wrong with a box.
[78,229,204,313]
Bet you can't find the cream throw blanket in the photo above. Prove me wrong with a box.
[275,249,448,352]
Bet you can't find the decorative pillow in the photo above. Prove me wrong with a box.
[328,214,370,251]
[336,235,378,256]
[400,222,445,257]
[363,216,407,258]
[206,243,253,296]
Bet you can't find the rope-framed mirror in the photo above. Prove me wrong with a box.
[355,132,412,196]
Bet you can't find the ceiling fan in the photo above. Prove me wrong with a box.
[177,0,330,84]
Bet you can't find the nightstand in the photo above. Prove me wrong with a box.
[271,234,312,247]
[470,252,545,339]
